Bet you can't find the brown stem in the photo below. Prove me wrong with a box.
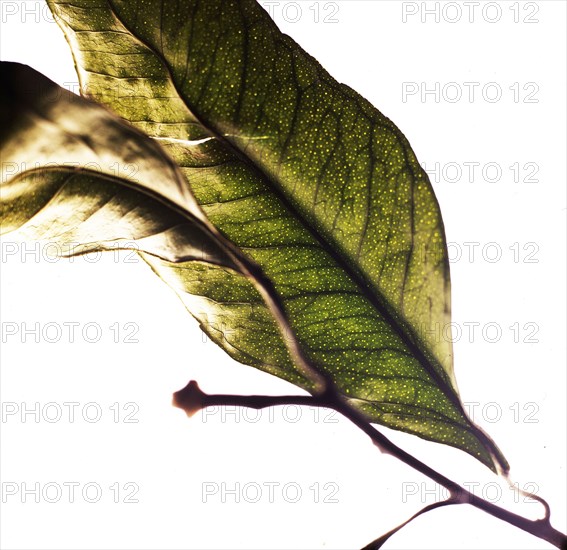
[173,381,567,549]
[172,380,320,417]
[332,398,567,550]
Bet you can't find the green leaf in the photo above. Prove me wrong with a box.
[11,0,508,472]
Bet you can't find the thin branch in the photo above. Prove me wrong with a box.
[332,398,566,550]
[172,380,325,417]
[173,381,567,549]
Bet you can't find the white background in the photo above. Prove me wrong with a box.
[0,1,565,549]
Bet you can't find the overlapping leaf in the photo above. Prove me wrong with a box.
[0,62,239,267]
[2,0,508,471]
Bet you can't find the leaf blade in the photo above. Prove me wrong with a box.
[29,1,509,471]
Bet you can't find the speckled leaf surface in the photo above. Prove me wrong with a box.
[36,0,507,471]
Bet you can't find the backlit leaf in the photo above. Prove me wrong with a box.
[4,0,509,472]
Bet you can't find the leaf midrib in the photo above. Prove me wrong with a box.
[12,165,237,267]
